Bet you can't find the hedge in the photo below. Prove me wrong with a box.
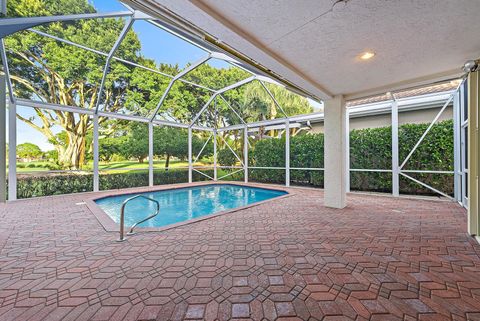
[250,120,454,195]
[15,169,213,199]
[13,120,454,198]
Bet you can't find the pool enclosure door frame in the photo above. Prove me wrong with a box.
[457,81,469,209]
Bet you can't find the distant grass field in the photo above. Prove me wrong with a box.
[15,161,52,172]
[14,160,212,174]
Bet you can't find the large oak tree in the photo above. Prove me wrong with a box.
[5,0,177,168]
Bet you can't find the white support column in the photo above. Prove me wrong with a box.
[93,114,99,192]
[285,120,290,187]
[391,100,400,196]
[213,129,217,181]
[453,90,461,202]
[0,74,6,203]
[324,95,347,208]
[244,125,248,183]
[345,109,350,192]
[148,122,154,187]
[7,99,15,201]
[188,126,192,183]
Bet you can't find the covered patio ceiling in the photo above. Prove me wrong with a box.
[123,0,480,100]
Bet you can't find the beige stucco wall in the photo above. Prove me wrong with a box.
[310,105,453,133]
[467,70,479,236]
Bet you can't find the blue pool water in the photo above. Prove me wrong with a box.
[95,184,287,228]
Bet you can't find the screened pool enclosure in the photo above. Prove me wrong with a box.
[0,3,467,205]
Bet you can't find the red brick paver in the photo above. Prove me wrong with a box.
[0,182,479,320]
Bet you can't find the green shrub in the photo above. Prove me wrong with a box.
[399,121,454,171]
[217,168,244,181]
[15,169,213,199]
[348,120,454,194]
[218,148,238,167]
[16,173,93,198]
[46,163,62,170]
[290,134,324,187]
[111,154,126,162]
[251,120,454,195]
[350,172,392,193]
[13,120,454,198]
[249,138,285,184]
[99,171,148,190]
[250,134,325,186]
[250,168,285,184]
[350,126,391,170]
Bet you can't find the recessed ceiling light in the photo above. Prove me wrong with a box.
[359,51,375,60]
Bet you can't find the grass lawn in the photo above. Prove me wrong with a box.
[98,160,192,170]
[15,160,212,173]
[14,159,238,181]
[15,161,53,172]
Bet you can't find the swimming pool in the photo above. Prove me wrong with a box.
[94,184,287,229]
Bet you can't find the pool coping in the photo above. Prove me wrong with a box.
[84,181,294,235]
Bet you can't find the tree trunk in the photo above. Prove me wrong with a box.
[18,106,91,170]
[165,154,170,171]
[56,115,89,169]
[58,133,86,169]
[259,114,266,139]
[269,102,277,137]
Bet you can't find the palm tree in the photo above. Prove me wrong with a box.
[212,81,314,141]
[243,82,313,137]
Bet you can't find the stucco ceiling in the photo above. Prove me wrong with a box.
[127,0,480,100]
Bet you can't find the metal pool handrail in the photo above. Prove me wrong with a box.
[118,194,160,242]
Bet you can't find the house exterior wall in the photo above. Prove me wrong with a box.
[310,105,453,133]
[467,70,479,237]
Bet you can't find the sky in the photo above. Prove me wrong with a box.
[14,0,323,151]
[93,0,207,69]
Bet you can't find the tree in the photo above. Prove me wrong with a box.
[17,143,43,160]
[44,149,58,162]
[6,0,315,170]
[154,127,187,169]
[98,136,127,162]
[243,82,312,137]
[153,127,212,169]
[215,81,313,140]
[106,124,211,166]
[5,0,173,169]
[122,123,149,163]
[181,64,250,126]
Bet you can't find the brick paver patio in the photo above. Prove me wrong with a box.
[1,182,479,320]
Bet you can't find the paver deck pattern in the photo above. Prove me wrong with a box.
[0,182,479,321]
